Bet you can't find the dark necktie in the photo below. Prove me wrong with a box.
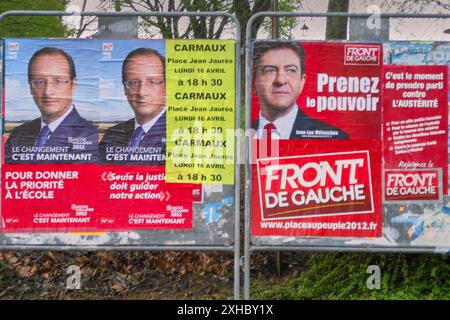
[35,125,51,147]
[263,123,277,141]
[128,126,145,148]
[263,123,277,156]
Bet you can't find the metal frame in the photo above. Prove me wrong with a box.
[2,245,235,251]
[0,10,241,300]
[244,11,450,299]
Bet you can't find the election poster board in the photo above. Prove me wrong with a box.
[0,38,236,248]
[250,41,450,250]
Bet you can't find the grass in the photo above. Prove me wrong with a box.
[251,252,450,300]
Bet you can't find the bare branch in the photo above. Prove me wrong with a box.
[214,17,230,39]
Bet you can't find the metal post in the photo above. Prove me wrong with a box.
[271,0,279,39]
[270,0,282,278]
[243,12,254,300]
[234,18,242,301]
[0,10,241,300]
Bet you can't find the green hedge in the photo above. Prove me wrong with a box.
[252,253,450,300]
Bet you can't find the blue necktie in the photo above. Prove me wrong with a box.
[35,125,51,147]
[128,126,145,148]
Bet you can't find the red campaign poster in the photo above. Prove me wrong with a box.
[1,164,99,232]
[251,140,382,237]
[251,42,382,140]
[97,165,194,230]
[1,165,194,232]
[383,65,448,201]
[1,38,200,233]
[251,41,383,237]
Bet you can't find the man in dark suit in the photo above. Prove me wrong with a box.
[5,47,98,164]
[100,48,166,165]
[252,41,348,140]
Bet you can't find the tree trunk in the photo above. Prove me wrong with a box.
[326,0,349,40]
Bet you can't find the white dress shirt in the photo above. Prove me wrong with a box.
[134,107,166,134]
[257,104,298,139]
[40,105,74,133]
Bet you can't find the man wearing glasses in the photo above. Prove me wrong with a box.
[99,47,166,165]
[5,47,98,164]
